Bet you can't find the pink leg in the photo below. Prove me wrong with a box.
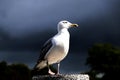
[47,61,55,75]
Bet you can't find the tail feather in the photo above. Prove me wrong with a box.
[34,60,47,71]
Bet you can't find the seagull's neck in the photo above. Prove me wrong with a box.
[58,28,69,34]
[56,28,70,54]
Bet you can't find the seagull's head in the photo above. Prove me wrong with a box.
[57,20,78,31]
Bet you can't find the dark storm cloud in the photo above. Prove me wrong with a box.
[0,0,117,37]
[0,51,39,68]
[0,0,119,49]
[0,29,56,51]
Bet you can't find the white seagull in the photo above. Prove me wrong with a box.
[34,20,78,75]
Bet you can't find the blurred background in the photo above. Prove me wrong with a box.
[0,0,120,76]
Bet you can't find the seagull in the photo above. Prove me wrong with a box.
[34,20,78,75]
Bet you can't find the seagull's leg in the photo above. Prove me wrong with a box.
[47,61,55,75]
[57,62,60,75]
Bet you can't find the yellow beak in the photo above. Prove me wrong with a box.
[70,24,79,27]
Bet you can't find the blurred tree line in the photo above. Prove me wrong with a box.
[0,61,57,80]
[86,43,120,80]
[0,61,31,80]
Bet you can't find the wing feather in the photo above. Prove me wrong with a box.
[38,38,53,60]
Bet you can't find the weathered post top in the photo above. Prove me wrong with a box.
[32,74,89,80]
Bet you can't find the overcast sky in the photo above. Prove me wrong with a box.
[0,0,120,73]
[0,0,119,37]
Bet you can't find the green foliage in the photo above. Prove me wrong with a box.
[0,61,31,80]
[86,43,120,80]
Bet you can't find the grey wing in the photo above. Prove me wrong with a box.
[38,38,53,61]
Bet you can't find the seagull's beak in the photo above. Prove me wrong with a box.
[70,24,79,27]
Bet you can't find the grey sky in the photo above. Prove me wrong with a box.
[0,0,118,37]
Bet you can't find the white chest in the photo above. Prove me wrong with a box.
[52,31,70,54]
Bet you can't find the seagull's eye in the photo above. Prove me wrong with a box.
[63,22,67,24]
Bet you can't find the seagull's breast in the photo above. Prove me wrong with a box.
[53,32,70,54]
